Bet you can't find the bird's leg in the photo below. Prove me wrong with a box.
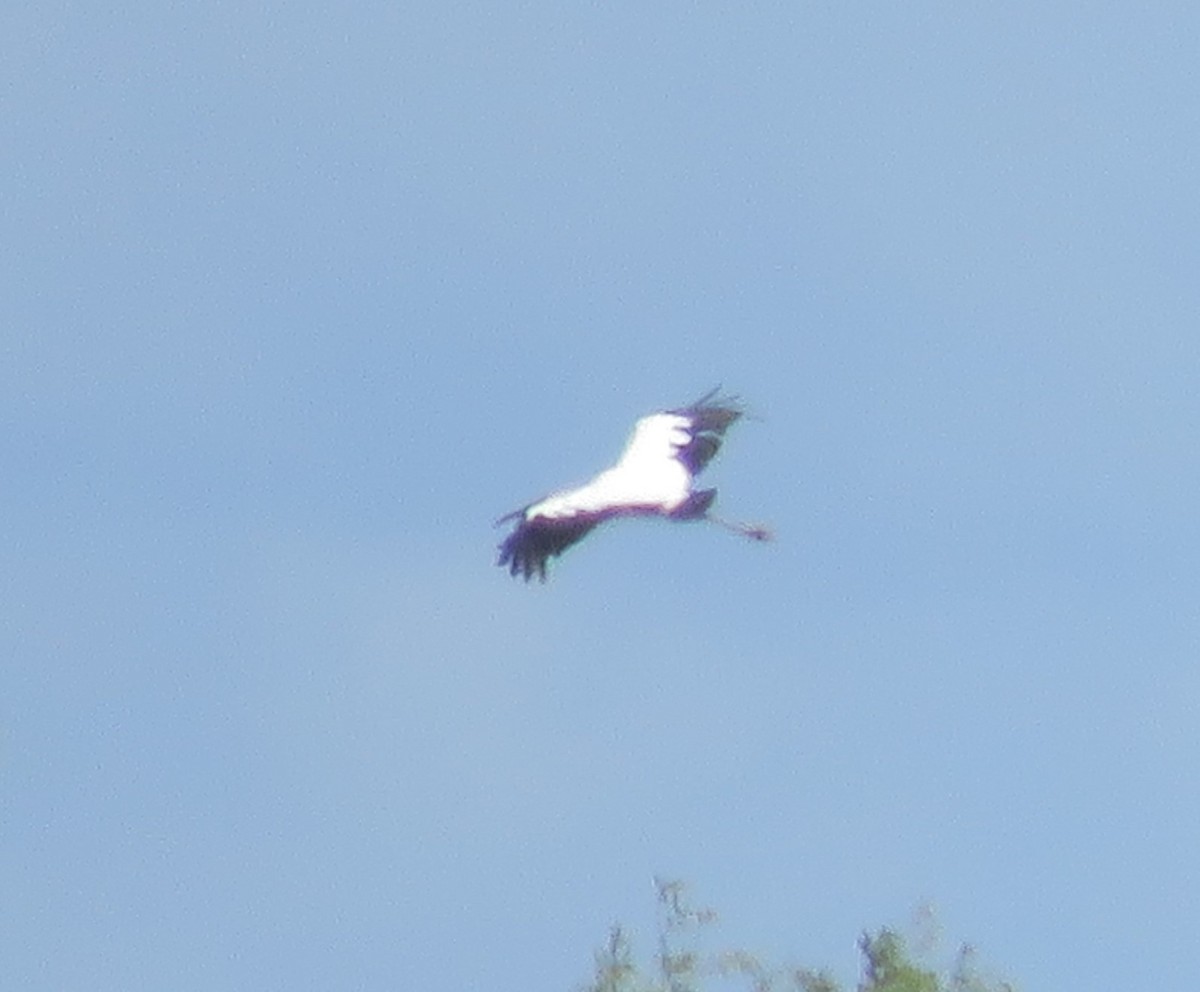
[707,514,773,542]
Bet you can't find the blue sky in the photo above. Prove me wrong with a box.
[4,2,1199,988]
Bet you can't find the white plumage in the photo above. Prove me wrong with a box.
[497,389,770,581]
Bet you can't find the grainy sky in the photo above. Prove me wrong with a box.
[5,3,1199,989]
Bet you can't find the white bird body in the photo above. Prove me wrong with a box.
[498,390,768,581]
[531,414,693,517]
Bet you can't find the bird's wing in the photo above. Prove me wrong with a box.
[612,412,693,472]
[615,390,743,478]
[666,388,744,476]
[601,389,742,496]
[497,513,602,582]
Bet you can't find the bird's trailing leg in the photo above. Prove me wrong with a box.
[671,489,771,541]
[708,513,773,542]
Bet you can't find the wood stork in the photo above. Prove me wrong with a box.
[497,389,770,581]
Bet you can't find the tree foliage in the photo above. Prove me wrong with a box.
[580,880,1013,992]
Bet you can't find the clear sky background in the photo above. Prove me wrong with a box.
[4,3,1199,989]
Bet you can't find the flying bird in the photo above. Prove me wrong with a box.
[497,389,770,581]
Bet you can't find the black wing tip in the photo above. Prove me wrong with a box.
[676,385,741,413]
[671,388,746,433]
[497,514,600,583]
[497,524,548,582]
[669,387,747,475]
